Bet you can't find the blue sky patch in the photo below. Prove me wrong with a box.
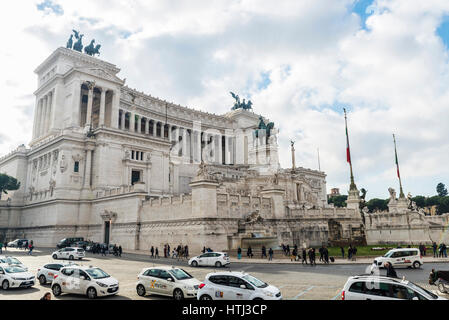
[36,0,63,16]
[351,0,375,30]
[437,16,449,51]
[257,71,271,90]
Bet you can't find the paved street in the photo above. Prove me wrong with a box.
[1,247,448,300]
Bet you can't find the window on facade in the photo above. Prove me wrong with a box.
[74,161,79,173]
[131,170,141,185]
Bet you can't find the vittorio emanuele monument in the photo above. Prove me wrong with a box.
[0,33,448,252]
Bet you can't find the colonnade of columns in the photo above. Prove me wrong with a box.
[83,82,113,129]
[33,90,55,139]
[118,109,235,164]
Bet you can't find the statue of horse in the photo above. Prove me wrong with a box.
[93,44,101,56]
[84,40,96,56]
[73,34,84,52]
[66,34,73,49]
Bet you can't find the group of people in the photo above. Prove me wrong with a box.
[90,243,122,257]
[340,244,357,261]
[149,244,189,260]
[432,242,447,258]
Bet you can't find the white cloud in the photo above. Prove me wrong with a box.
[1,0,449,199]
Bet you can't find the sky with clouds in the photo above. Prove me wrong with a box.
[1,0,449,199]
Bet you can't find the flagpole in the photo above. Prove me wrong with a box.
[393,134,405,198]
[344,108,357,191]
[317,148,321,171]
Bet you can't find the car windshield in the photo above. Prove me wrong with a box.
[169,268,193,280]
[5,266,26,273]
[242,274,268,288]
[6,257,21,265]
[86,268,110,279]
[383,251,393,257]
[407,281,439,299]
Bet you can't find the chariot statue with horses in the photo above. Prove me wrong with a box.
[66,29,101,57]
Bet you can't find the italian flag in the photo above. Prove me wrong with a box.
[346,125,351,165]
[395,142,400,179]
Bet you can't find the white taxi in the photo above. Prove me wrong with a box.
[197,271,282,300]
[51,247,85,260]
[37,262,78,285]
[0,264,35,290]
[136,266,201,300]
[373,248,423,269]
[188,252,230,268]
[51,265,119,299]
[0,256,28,271]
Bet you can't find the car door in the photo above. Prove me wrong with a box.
[197,253,210,266]
[77,270,91,295]
[390,251,403,267]
[158,270,175,296]
[0,267,5,284]
[208,275,229,300]
[364,281,396,300]
[46,264,60,281]
[59,268,75,293]
[145,269,162,294]
[227,276,254,300]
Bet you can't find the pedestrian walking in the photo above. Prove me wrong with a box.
[433,242,437,257]
[237,247,242,260]
[385,262,398,278]
[286,244,291,256]
[340,246,345,259]
[323,246,329,264]
[352,246,357,261]
[150,246,154,258]
[261,246,267,259]
[247,246,253,259]
[184,245,189,259]
[302,248,307,265]
[348,245,353,260]
[291,247,297,261]
[28,243,34,255]
[268,248,273,261]
[3,242,6,252]
[118,245,122,257]
[443,243,447,258]
[155,247,159,258]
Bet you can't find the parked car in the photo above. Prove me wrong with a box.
[51,265,119,299]
[342,275,445,300]
[373,248,423,269]
[197,271,282,300]
[72,241,89,250]
[0,256,28,271]
[188,252,230,268]
[0,264,35,290]
[51,247,85,260]
[56,237,84,249]
[37,262,78,285]
[136,266,201,300]
[7,239,29,248]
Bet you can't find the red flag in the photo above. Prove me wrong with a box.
[345,109,351,165]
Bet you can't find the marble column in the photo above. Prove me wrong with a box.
[34,99,42,138]
[153,121,157,136]
[218,134,223,165]
[84,149,92,188]
[41,95,48,136]
[44,92,52,133]
[137,115,141,133]
[130,112,135,132]
[86,85,94,127]
[168,125,173,142]
[120,110,126,130]
[182,128,187,159]
[72,80,81,127]
[145,119,150,135]
[99,88,106,127]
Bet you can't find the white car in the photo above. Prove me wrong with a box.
[342,275,446,300]
[189,252,230,268]
[136,266,201,300]
[0,264,35,290]
[0,256,28,271]
[6,239,28,248]
[52,247,85,260]
[37,262,78,285]
[373,248,423,269]
[197,271,282,300]
[51,265,119,299]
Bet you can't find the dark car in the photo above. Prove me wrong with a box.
[72,241,89,250]
[56,237,84,249]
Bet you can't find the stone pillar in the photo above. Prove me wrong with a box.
[84,149,93,188]
[99,89,106,127]
[190,178,219,218]
[168,125,172,142]
[33,99,42,138]
[260,187,286,219]
[41,95,48,136]
[120,110,126,130]
[85,85,94,128]
[130,112,135,132]
[145,119,150,135]
[137,115,141,133]
[218,134,223,165]
[153,121,157,136]
[44,92,52,133]
[182,128,188,159]
[111,89,120,129]
[72,80,81,127]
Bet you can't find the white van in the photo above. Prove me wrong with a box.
[373,248,423,269]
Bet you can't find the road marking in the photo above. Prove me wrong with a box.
[292,286,315,300]
[331,290,342,300]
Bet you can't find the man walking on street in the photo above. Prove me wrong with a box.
[433,242,437,258]
[268,248,273,261]
[150,246,154,258]
[261,246,267,259]
[340,246,344,259]
[155,247,159,258]
[302,248,307,265]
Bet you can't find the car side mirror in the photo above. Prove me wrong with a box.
[0,271,4,275]
[240,284,246,289]
[412,296,419,301]
[168,278,173,282]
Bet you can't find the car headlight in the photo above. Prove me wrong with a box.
[96,282,108,287]
[263,291,274,297]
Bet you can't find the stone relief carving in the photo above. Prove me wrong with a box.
[388,187,396,200]
[60,155,68,173]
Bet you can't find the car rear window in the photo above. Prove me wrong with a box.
[77,249,84,252]
[349,282,365,293]
[209,275,228,285]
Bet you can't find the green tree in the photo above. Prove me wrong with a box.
[426,195,441,207]
[437,183,448,197]
[366,198,389,213]
[411,196,426,208]
[437,197,449,215]
[328,195,347,208]
[0,173,20,196]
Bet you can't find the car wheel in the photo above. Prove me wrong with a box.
[69,255,74,260]
[215,261,222,268]
[52,254,58,259]
[2,280,9,290]
[199,294,212,300]
[192,261,198,267]
[253,297,264,300]
[137,284,146,297]
[413,261,421,269]
[173,288,184,300]
[87,287,97,299]
[39,275,47,285]
[52,284,61,296]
